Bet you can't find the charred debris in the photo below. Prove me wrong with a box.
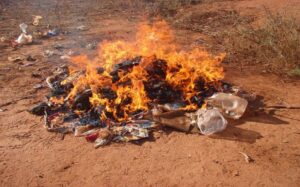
[29,56,248,148]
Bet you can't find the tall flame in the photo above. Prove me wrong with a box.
[67,21,225,121]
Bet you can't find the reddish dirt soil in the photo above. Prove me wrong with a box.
[0,0,299,186]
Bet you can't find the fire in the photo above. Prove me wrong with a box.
[67,21,225,121]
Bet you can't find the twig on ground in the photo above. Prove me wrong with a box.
[265,105,300,110]
[239,152,254,163]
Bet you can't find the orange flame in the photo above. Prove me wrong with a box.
[68,21,224,121]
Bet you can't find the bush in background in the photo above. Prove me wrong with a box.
[224,8,300,75]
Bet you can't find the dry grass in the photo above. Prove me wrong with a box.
[224,8,300,75]
[288,67,300,77]
[146,0,201,18]
[173,9,252,34]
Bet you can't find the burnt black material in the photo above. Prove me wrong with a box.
[143,59,179,103]
[145,59,167,79]
[29,102,49,116]
[99,87,117,100]
[112,56,142,71]
[63,112,79,122]
[96,67,105,74]
[110,56,142,82]
[144,80,181,103]
[72,89,92,110]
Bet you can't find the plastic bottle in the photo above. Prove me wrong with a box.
[207,93,248,119]
[19,23,28,33]
[196,108,228,135]
[15,23,33,44]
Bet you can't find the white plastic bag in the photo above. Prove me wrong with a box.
[207,93,248,119]
[15,23,33,44]
[19,23,28,33]
[196,108,228,135]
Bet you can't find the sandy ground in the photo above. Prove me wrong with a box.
[0,0,300,186]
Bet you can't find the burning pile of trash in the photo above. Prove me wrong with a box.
[30,21,248,148]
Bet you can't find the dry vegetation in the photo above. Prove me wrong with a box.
[145,0,201,17]
[223,9,300,75]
